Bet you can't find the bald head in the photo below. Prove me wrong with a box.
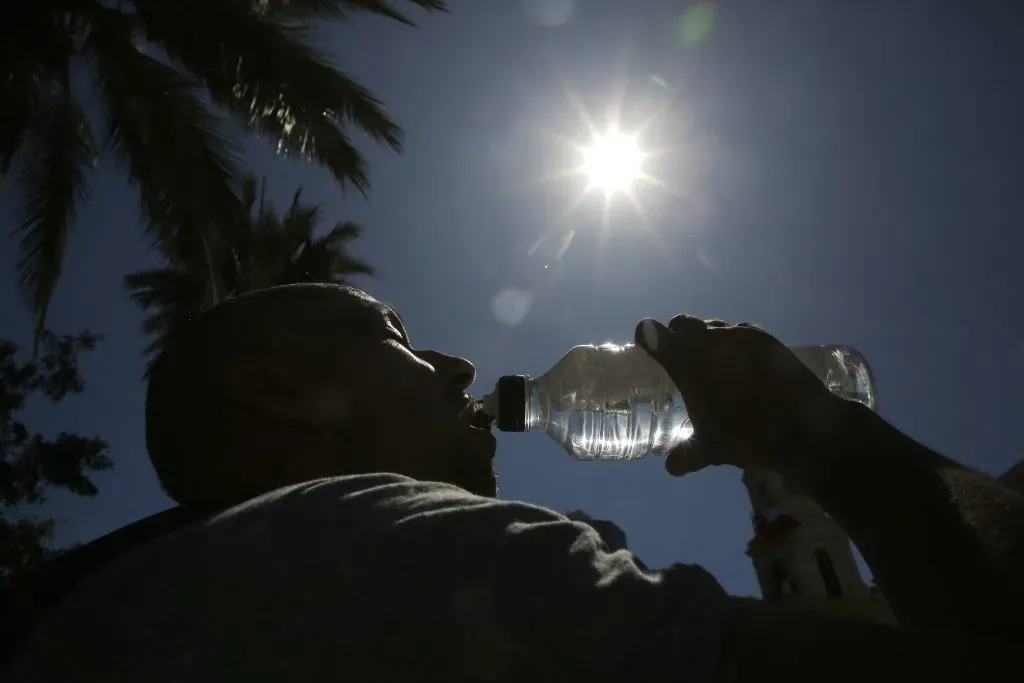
[146,284,495,507]
[146,284,402,504]
[160,284,396,368]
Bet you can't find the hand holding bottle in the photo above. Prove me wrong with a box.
[635,315,850,479]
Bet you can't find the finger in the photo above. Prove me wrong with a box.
[664,437,717,477]
[638,318,708,406]
[705,319,731,328]
[635,318,675,355]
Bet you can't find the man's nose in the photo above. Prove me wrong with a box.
[418,350,477,393]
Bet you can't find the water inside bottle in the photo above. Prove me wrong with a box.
[539,343,691,460]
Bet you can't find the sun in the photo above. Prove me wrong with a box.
[529,85,677,240]
[579,128,645,196]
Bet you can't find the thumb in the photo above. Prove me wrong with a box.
[635,318,674,357]
[664,437,718,477]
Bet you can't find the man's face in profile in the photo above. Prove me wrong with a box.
[336,292,499,496]
[241,287,499,497]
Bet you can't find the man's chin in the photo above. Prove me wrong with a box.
[458,467,498,498]
[449,427,498,496]
[406,428,498,497]
[438,453,498,498]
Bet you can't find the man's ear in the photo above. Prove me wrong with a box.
[221,352,347,428]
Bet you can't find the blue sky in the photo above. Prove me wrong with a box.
[2,0,1023,597]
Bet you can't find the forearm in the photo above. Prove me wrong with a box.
[789,398,1024,633]
[710,597,1019,683]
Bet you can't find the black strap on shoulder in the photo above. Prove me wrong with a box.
[0,504,220,671]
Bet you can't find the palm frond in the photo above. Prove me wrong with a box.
[86,6,244,270]
[332,254,375,278]
[13,92,97,340]
[320,220,363,244]
[282,209,319,244]
[125,173,374,366]
[240,175,259,214]
[5,4,78,68]
[135,0,402,193]
[281,220,374,283]
[123,267,206,373]
[1,71,45,191]
[286,185,304,215]
[223,176,289,293]
[1,90,32,192]
[124,267,206,311]
[241,1,447,26]
[281,189,320,248]
[256,176,269,223]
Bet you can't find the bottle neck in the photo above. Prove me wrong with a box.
[524,377,542,432]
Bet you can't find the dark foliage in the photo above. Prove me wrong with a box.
[0,331,110,577]
[2,0,444,338]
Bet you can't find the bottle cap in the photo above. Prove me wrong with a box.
[492,375,527,432]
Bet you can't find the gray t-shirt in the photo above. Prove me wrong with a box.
[5,474,733,682]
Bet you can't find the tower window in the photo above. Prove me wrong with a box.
[770,562,790,598]
[815,548,843,598]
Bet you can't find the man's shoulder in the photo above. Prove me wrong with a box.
[201,473,460,528]
[6,473,733,683]
[15,476,582,629]
[226,473,480,511]
[208,473,567,540]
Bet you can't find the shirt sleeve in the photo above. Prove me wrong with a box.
[267,474,735,683]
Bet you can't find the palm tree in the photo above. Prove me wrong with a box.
[124,174,374,370]
[2,0,444,339]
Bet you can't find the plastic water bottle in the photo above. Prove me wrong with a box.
[480,343,877,461]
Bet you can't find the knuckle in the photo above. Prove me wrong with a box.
[668,314,707,334]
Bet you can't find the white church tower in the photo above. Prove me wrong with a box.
[742,468,894,623]
[743,467,868,599]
